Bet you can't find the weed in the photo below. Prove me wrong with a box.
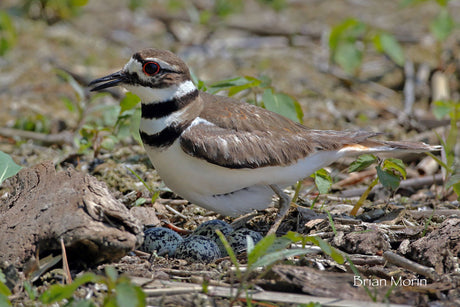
[329,18,404,75]
[58,70,141,158]
[0,269,12,306]
[0,151,22,186]
[348,155,407,216]
[196,74,304,123]
[0,11,17,56]
[21,0,89,24]
[429,99,460,199]
[38,266,145,306]
[217,230,344,306]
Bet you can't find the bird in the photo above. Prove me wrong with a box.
[89,48,440,234]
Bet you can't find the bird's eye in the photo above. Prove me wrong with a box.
[143,61,160,76]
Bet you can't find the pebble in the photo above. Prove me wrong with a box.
[141,227,183,257]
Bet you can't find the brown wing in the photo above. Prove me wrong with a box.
[179,92,382,169]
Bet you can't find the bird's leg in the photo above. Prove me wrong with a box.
[267,184,291,235]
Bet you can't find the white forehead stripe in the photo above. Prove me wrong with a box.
[144,57,177,71]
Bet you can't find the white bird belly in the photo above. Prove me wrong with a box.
[144,141,342,216]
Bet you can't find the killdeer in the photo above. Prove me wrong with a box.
[89,48,440,234]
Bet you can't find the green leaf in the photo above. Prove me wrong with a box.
[329,18,366,50]
[71,300,97,307]
[382,158,406,180]
[115,280,146,307]
[433,100,452,119]
[334,43,363,75]
[227,76,261,96]
[376,165,400,190]
[430,8,454,42]
[0,11,16,56]
[0,293,12,307]
[71,0,89,6]
[39,273,98,304]
[284,232,345,264]
[373,33,405,66]
[446,174,460,189]
[120,92,141,113]
[251,249,310,268]
[207,77,251,94]
[311,168,332,194]
[0,280,11,297]
[247,234,276,268]
[216,230,241,278]
[262,89,300,123]
[348,154,377,172]
[61,97,76,112]
[329,18,367,75]
[57,70,85,101]
[0,151,22,186]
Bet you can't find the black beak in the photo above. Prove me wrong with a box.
[88,70,126,91]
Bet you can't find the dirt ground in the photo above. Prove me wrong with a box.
[1,0,460,306]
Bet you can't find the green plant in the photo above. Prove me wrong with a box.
[329,18,405,75]
[0,11,17,56]
[347,155,407,216]
[21,0,89,24]
[216,230,344,306]
[58,70,141,157]
[311,168,333,195]
[0,269,12,306]
[0,151,22,186]
[13,113,51,134]
[126,166,160,206]
[401,0,455,65]
[197,75,304,123]
[429,99,460,199]
[39,266,145,306]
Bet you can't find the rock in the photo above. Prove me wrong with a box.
[333,230,390,255]
[408,218,460,274]
[0,161,143,268]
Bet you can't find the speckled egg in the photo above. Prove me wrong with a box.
[141,227,183,257]
[227,228,263,254]
[175,235,221,263]
[192,219,233,255]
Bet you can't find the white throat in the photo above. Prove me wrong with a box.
[124,80,196,103]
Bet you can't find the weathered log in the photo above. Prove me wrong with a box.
[0,161,143,268]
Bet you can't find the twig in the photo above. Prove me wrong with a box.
[383,251,438,280]
[336,173,444,198]
[143,286,202,296]
[403,60,415,115]
[0,127,74,146]
[60,238,73,284]
[164,204,188,219]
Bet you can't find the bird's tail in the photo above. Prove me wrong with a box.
[338,139,442,156]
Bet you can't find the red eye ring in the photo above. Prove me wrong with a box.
[142,61,160,76]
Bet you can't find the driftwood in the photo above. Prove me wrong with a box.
[0,161,143,268]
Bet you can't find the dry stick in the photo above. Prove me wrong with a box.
[383,251,438,280]
[164,204,188,219]
[0,127,74,146]
[337,173,444,198]
[60,238,73,284]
